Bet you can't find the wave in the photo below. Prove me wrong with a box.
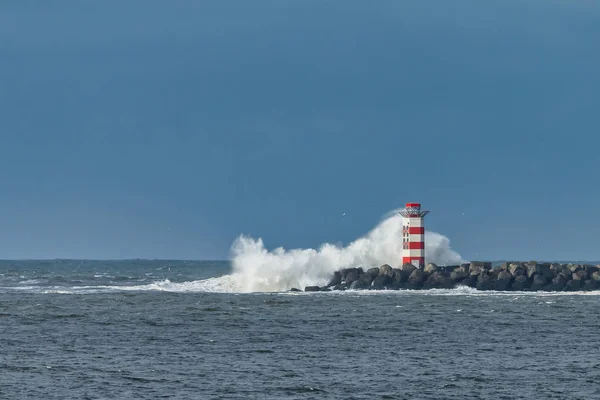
[225,209,463,292]
[9,282,600,297]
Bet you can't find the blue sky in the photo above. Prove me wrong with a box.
[1,1,599,260]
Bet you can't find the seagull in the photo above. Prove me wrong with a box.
[342,212,346,217]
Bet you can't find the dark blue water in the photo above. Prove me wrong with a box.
[1,260,599,399]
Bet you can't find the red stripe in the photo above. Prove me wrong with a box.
[408,242,424,249]
[408,227,424,234]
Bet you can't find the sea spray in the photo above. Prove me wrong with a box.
[229,210,464,292]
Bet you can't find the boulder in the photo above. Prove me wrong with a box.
[406,269,425,289]
[304,286,321,292]
[327,271,342,287]
[568,264,583,274]
[366,267,380,279]
[423,271,453,289]
[509,263,525,277]
[572,270,588,281]
[450,267,468,282]
[545,274,567,291]
[379,264,393,277]
[463,275,478,288]
[500,262,513,271]
[401,263,417,274]
[344,270,358,286]
[469,262,491,276]
[591,271,600,282]
[371,274,391,289]
[583,280,598,291]
[584,265,599,276]
[290,288,301,292]
[495,270,513,291]
[350,280,369,290]
[564,279,582,291]
[358,272,375,286]
[442,265,460,273]
[341,268,360,284]
[511,275,529,291]
[424,263,438,275]
[536,263,553,280]
[389,273,405,289]
[476,271,496,290]
[525,261,538,278]
[550,263,563,277]
[530,274,548,291]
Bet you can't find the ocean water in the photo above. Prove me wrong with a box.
[1,260,600,400]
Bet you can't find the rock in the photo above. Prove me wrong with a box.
[525,261,537,278]
[476,271,496,290]
[469,262,491,276]
[379,264,393,277]
[304,286,321,292]
[341,268,359,283]
[401,263,417,274]
[509,263,525,277]
[545,274,567,291]
[500,262,513,271]
[583,280,598,291]
[406,269,425,289]
[358,272,374,286]
[350,280,369,290]
[443,265,460,273]
[463,275,478,288]
[371,274,391,289]
[450,267,468,282]
[536,263,553,280]
[423,271,452,289]
[524,262,553,280]
[290,288,301,292]
[511,275,529,291]
[492,265,503,275]
[424,263,438,275]
[550,263,563,277]
[572,270,588,281]
[327,271,342,287]
[343,269,359,286]
[495,270,512,291]
[530,274,548,291]
[366,268,380,280]
[389,269,405,289]
[564,279,582,291]
[568,264,583,274]
[584,265,599,276]
[591,271,600,282]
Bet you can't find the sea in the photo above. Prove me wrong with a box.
[1,259,599,399]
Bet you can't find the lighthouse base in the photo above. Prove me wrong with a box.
[402,257,424,269]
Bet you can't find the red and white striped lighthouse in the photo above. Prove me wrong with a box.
[399,203,429,268]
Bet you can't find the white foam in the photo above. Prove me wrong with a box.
[226,210,463,292]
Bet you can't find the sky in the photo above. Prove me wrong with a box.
[1,0,599,260]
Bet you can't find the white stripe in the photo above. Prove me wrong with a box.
[409,234,424,242]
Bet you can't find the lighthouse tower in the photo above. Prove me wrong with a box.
[399,203,429,268]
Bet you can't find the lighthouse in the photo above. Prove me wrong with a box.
[399,203,429,268]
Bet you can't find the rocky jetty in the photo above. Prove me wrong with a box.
[303,262,600,292]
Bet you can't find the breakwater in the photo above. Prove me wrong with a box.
[303,262,600,292]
